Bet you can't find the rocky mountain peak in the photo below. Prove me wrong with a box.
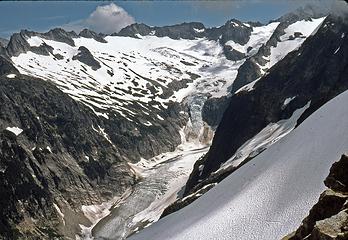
[154,22,206,40]
[44,28,77,46]
[6,32,31,57]
[275,4,326,23]
[79,29,107,43]
[116,23,153,37]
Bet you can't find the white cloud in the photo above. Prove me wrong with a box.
[63,3,135,34]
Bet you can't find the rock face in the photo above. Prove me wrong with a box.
[72,46,101,70]
[79,29,107,43]
[6,28,78,57]
[116,23,153,37]
[0,56,19,76]
[117,22,206,40]
[184,14,348,197]
[202,96,231,128]
[0,37,9,47]
[283,154,348,240]
[6,32,31,57]
[0,57,137,238]
[154,22,206,40]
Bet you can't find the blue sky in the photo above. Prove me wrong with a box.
[0,1,330,39]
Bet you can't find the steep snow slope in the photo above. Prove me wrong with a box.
[129,90,348,240]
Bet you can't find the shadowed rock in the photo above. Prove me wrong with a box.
[79,29,107,43]
[284,154,348,240]
[72,46,101,70]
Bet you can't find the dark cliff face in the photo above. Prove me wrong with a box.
[0,57,137,238]
[184,15,348,195]
[0,38,9,48]
[6,28,78,57]
[154,22,206,40]
[284,154,348,240]
[0,56,19,76]
[117,22,206,40]
[72,46,101,70]
[79,29,107,43]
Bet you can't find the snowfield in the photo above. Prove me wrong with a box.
[12,35,241,122]
[10,17,324,124]
[129,90,348,240]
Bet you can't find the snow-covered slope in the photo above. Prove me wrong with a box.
[129,89,348,240]
[9,17,324,126]
[12,35,241,122]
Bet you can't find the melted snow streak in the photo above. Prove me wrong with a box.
[129,90,348,240]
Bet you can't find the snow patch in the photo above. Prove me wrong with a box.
[283,96,296,106]
[334,46,341,54]
[27,36,44,47]
[5,127,23,136]
[266,17,326,68]
[193,28,205,33]
[53,203,65,226]
[6,74,16,78]
[92,125,112,144]
[46,146,52,153]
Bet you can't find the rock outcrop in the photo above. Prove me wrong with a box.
[6,28,77,57]
[72,46,101,70]
[0,37,9,47]
[283,154,348,240]
[79,29,107,43]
